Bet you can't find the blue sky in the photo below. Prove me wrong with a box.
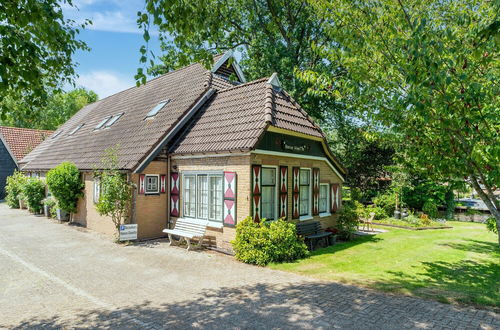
[63,0,161,98]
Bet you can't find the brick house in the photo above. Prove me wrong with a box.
[0,126,53,199]
[21,52,346,250]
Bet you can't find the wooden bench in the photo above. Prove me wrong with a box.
[296,221,332,251]
[163,218,208,251]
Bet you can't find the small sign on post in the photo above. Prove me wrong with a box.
[119,224,138,241]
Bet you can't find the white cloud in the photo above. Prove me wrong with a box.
[75,71,134,99]
[63,0,152,34]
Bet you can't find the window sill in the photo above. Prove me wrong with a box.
[319,212,331,218]
[207,221,223,229]
[184,218,223,229]
[299,215,313,221]
[144,192,160,196]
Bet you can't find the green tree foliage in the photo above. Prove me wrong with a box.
[0,89,98,130]
[46,162,84,214]
[302,0,500,243]
[0,0,90,118]
[5,171,28,208]
[232,217,309,266]
[95,147,134,237]
[137,0,343,119]
[21,178,46,213]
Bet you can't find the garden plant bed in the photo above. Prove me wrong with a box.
[373,221,452,230]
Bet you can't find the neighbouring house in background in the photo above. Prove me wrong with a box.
[0,126,53,199]
[20,52,346,251]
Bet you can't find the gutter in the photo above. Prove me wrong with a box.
[133,88,216,173]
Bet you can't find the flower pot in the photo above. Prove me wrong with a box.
[328,234,337,246]
[44,205,52,218]
[56,209,69,221]
[19,199,27,210]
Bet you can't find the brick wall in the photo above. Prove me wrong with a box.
[251,153,343,229]
[132,161,168,239]
[171,155,251,251]
[73,172,116,236]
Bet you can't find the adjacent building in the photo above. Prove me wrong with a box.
[0,126,53,199]
[21,52,346,250]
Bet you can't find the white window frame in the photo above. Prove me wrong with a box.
[299,168,313,221]
[145,99,171,119]
[260,165,279,221]
[182,171,224,227]
[319,183,331,217]
[93,177,100,204]
[145,175,160,194]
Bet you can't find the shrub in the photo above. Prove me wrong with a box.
[372,192,396,217]
[232,217,308,266]
[5,171,28,208]
[422,199,439,219]
[486,217,498,234]
[366,205,387,220]
[419,213,431,226]
[335,201,359,240]
[22,178,46,213]
[46,162,84,213]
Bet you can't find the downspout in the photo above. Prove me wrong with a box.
[166,155,171,230]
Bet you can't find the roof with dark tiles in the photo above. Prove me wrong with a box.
[0,126,53,162]
[21,54,342,173]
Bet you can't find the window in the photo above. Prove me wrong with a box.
[299,169,311,217]
[95,117,110,129]
[93,177,100,204]
[184,175,196,217]
[261,167,277,220]
[319,184,329,214]
[52,130,63,139]
[145,175,159,194]
[104,113,123,128]
[69,124,84,135]
[183,173,223,223]
[146,100,170,118]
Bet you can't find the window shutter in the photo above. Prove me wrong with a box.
[279,166,288,219]
[160,175,166,193]
[223,172,237,227]
[139,174,145,194]
[312,168,320,215]
[331,183,340,213]
[251,165,262,222]
[170,172,180,217]
[292,167,300,219]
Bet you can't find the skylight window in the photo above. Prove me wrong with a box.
[105,113,123,128]
[145,99,170,118]
[52,130,63,139]
[95,116,111,129]
[69,124,84,136]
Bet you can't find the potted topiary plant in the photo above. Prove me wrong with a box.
[46,162,84,222]
[43,197,56,218]
[5,171,28,209]
[22,177,46,214]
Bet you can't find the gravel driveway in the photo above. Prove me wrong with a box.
[0,203,498,329]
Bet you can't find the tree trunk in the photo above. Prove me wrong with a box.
[469,175,500,245]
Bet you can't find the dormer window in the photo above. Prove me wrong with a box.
[69,124,84,136]
[145,100,170,118]
[95,116,111,129]
[105,113,123,128]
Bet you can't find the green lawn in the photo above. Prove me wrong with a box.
[270,221,500,308]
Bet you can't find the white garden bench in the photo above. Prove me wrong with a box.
[163,218,208,251]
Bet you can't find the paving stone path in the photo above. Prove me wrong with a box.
[0,203,498,329]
